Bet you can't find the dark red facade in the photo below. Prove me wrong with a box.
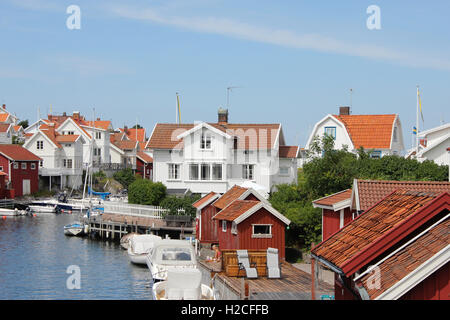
[322,207,353,241]
[136,157,153,180]
[199,203,219,244]
[400,262,449,300]
[0,156,39,197]
[217,207,287,259]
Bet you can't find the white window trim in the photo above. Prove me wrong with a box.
[231,222,237,235]
[222,220,227,232]
[31,163,36,170]
[339,209,344,228]
[251,224,272,238]
[168,163,181,181]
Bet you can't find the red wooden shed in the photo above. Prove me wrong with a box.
[311,189,450,300]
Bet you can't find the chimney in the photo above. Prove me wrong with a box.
[218,107,228,124]
[73,111,80,120]
[339,106,350,115]
[2,104,5,109]
[97,118,100,121]
[63,112,67,116]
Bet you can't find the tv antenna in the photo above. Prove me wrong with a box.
[226,86,242,109]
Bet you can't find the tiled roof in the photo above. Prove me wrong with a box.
[0,123,11,133]
[0,114,9,122]
[355,179,450,212]
[13,125,23,132]
[213,185,248,210]
[312,190,442,275]
[358,219,449,299]
[333,114,396,149]
[120,128,146,143]
[279,146,299,158]
[136,152,153,163]
[113,140,137,151]
[192,192,219,209]
[55,135,80,143]
[82,120,112,131]
[0,144,41,161]
[213,200,260,221]
[313,189,352,207]
[147,123,281,150]
[40,129,62,148]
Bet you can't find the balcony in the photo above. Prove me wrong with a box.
[39,167,83,176]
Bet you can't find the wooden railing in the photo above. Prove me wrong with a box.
[221,249,268,277]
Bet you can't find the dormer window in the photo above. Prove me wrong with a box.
[324,127,336,139]
[200,130,211,150]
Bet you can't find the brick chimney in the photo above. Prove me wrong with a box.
[73,111,80,120]
[218,107,228,124]
[2,104,5,110]
[339,106,350,115]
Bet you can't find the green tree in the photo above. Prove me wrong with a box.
[18,120,29,128]
[160,194,201,217]
[128,179,167,206]
[113,168,136,188]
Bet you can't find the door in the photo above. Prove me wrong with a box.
[23,179,31,195]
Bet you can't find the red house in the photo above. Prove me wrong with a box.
[313,179,450,242]
[136,152,153,180]
[311,189,449,300]
[0,144,41,197]
[193,185,269,247]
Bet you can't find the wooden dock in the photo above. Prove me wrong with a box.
[198,259,334,300]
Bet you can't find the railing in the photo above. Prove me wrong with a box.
[92,163,136,171]
[0,199,14,209]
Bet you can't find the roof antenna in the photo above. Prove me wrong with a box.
[176,92,181,124]
[350,88,353,110]
[227,86,242,109]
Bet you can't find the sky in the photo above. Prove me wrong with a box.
[0,0,449,150]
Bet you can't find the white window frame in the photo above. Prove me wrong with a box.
[36,140,43,150]
[200,131,212,150]
[0,166,3,171]
[279,166,290,176]
[324,126,336,139]
[231,222,237,235]
[13,162,18,169]
[251,224,272,238]
[200,163,210,181]
[243,164,254,180]
[212,163,222,180]
[189,164,199,180]
[168,164,181,180]
[21,162,27,170]
[95,131,102,140]
[31,163,36,170]
[222,220,227,232]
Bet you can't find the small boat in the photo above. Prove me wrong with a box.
[0,208,27,216]
[146,239,197,281]
[152,269,215,300]
[28,204,57,213]
[127,234,162,265]
[64,222,85,236]
[120,232,139,250]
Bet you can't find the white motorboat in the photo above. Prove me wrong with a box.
[127,234,162,265]
[28,204,57,213]
[120,232,139,250]
[64,222,85,236]
[0,208,27,216]
[146,239,197,281]
[152,269,215,300]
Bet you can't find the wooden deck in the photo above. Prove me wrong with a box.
[199,260,334,300]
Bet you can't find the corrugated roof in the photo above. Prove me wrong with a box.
[312,190,442,275]
[356,180,450,212]
[358,219,449,299]
[0,144,41,161]
[213,185,248,210]
[333,114,396,149]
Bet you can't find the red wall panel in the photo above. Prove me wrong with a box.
[400,262,449,300]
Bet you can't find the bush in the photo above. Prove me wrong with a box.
[160,194,201,217]
[113,168,136,189]
[128,179,167,206]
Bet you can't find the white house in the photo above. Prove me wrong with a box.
[146,108,299,195]
[0,124,14,144]
[23,123,86,190]
[410,123,450,166]
[306,106,405,158]
[0,104,19,125]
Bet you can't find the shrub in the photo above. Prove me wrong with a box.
[128,179,167,206]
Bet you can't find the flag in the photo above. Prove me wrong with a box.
[413,126,417,135]
[417,89,424,122]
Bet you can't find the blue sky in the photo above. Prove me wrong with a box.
[1,0,449,149]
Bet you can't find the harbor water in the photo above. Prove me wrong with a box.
[0,213,153,299]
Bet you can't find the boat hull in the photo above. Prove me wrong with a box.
[152,282,215,300]
[28,205,56,213]
[127,251,148,265]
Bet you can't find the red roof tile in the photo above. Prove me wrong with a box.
[358,219,449,299]
[312,190,444,275]
[313,189,352,207]
[0,144,41,161]
[279,146,299,158]
[55,135,80,143]
[82,120,112,131]
[213,185,248,210]
[213,200,260,221]
[136,152,153,163]
[355,180,450,211]
[0,114,10,123]
[120,128,146,143]
[192,192,219,209]
[333,114,396,149]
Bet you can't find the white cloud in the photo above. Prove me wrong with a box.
[107,4,450,72]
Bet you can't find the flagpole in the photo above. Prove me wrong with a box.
[416,85,419,157]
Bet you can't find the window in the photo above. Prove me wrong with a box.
[324,127,336,139]
[36,141,43,150]
[279,167,289,176]
[233,137,238,150]
[95,132,102,140]
[21,163,27,170]
[212,164,222,180]
[168,164,180,180]
[201,164,210,180]
[189,164,199,180]
[94,148,101,156]
[31,163,36,170]
[252,225,272,238]
[65,131,74,135]
[393,127,398,142]
[66,159,73,169]
[222,220,227,232]
[65,144,72,147]
[370,151,382,159]
[200,131,211,149]
[40,160,43,167]
[231,222,237,235]
[13,163,18,169]
[0,166,3,171]
[243,164,254,180]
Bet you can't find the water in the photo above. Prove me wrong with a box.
[0,213,153,299]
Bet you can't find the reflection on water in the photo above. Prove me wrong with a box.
[0,214,153,300]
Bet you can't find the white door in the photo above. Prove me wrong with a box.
[23,179,31,195]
